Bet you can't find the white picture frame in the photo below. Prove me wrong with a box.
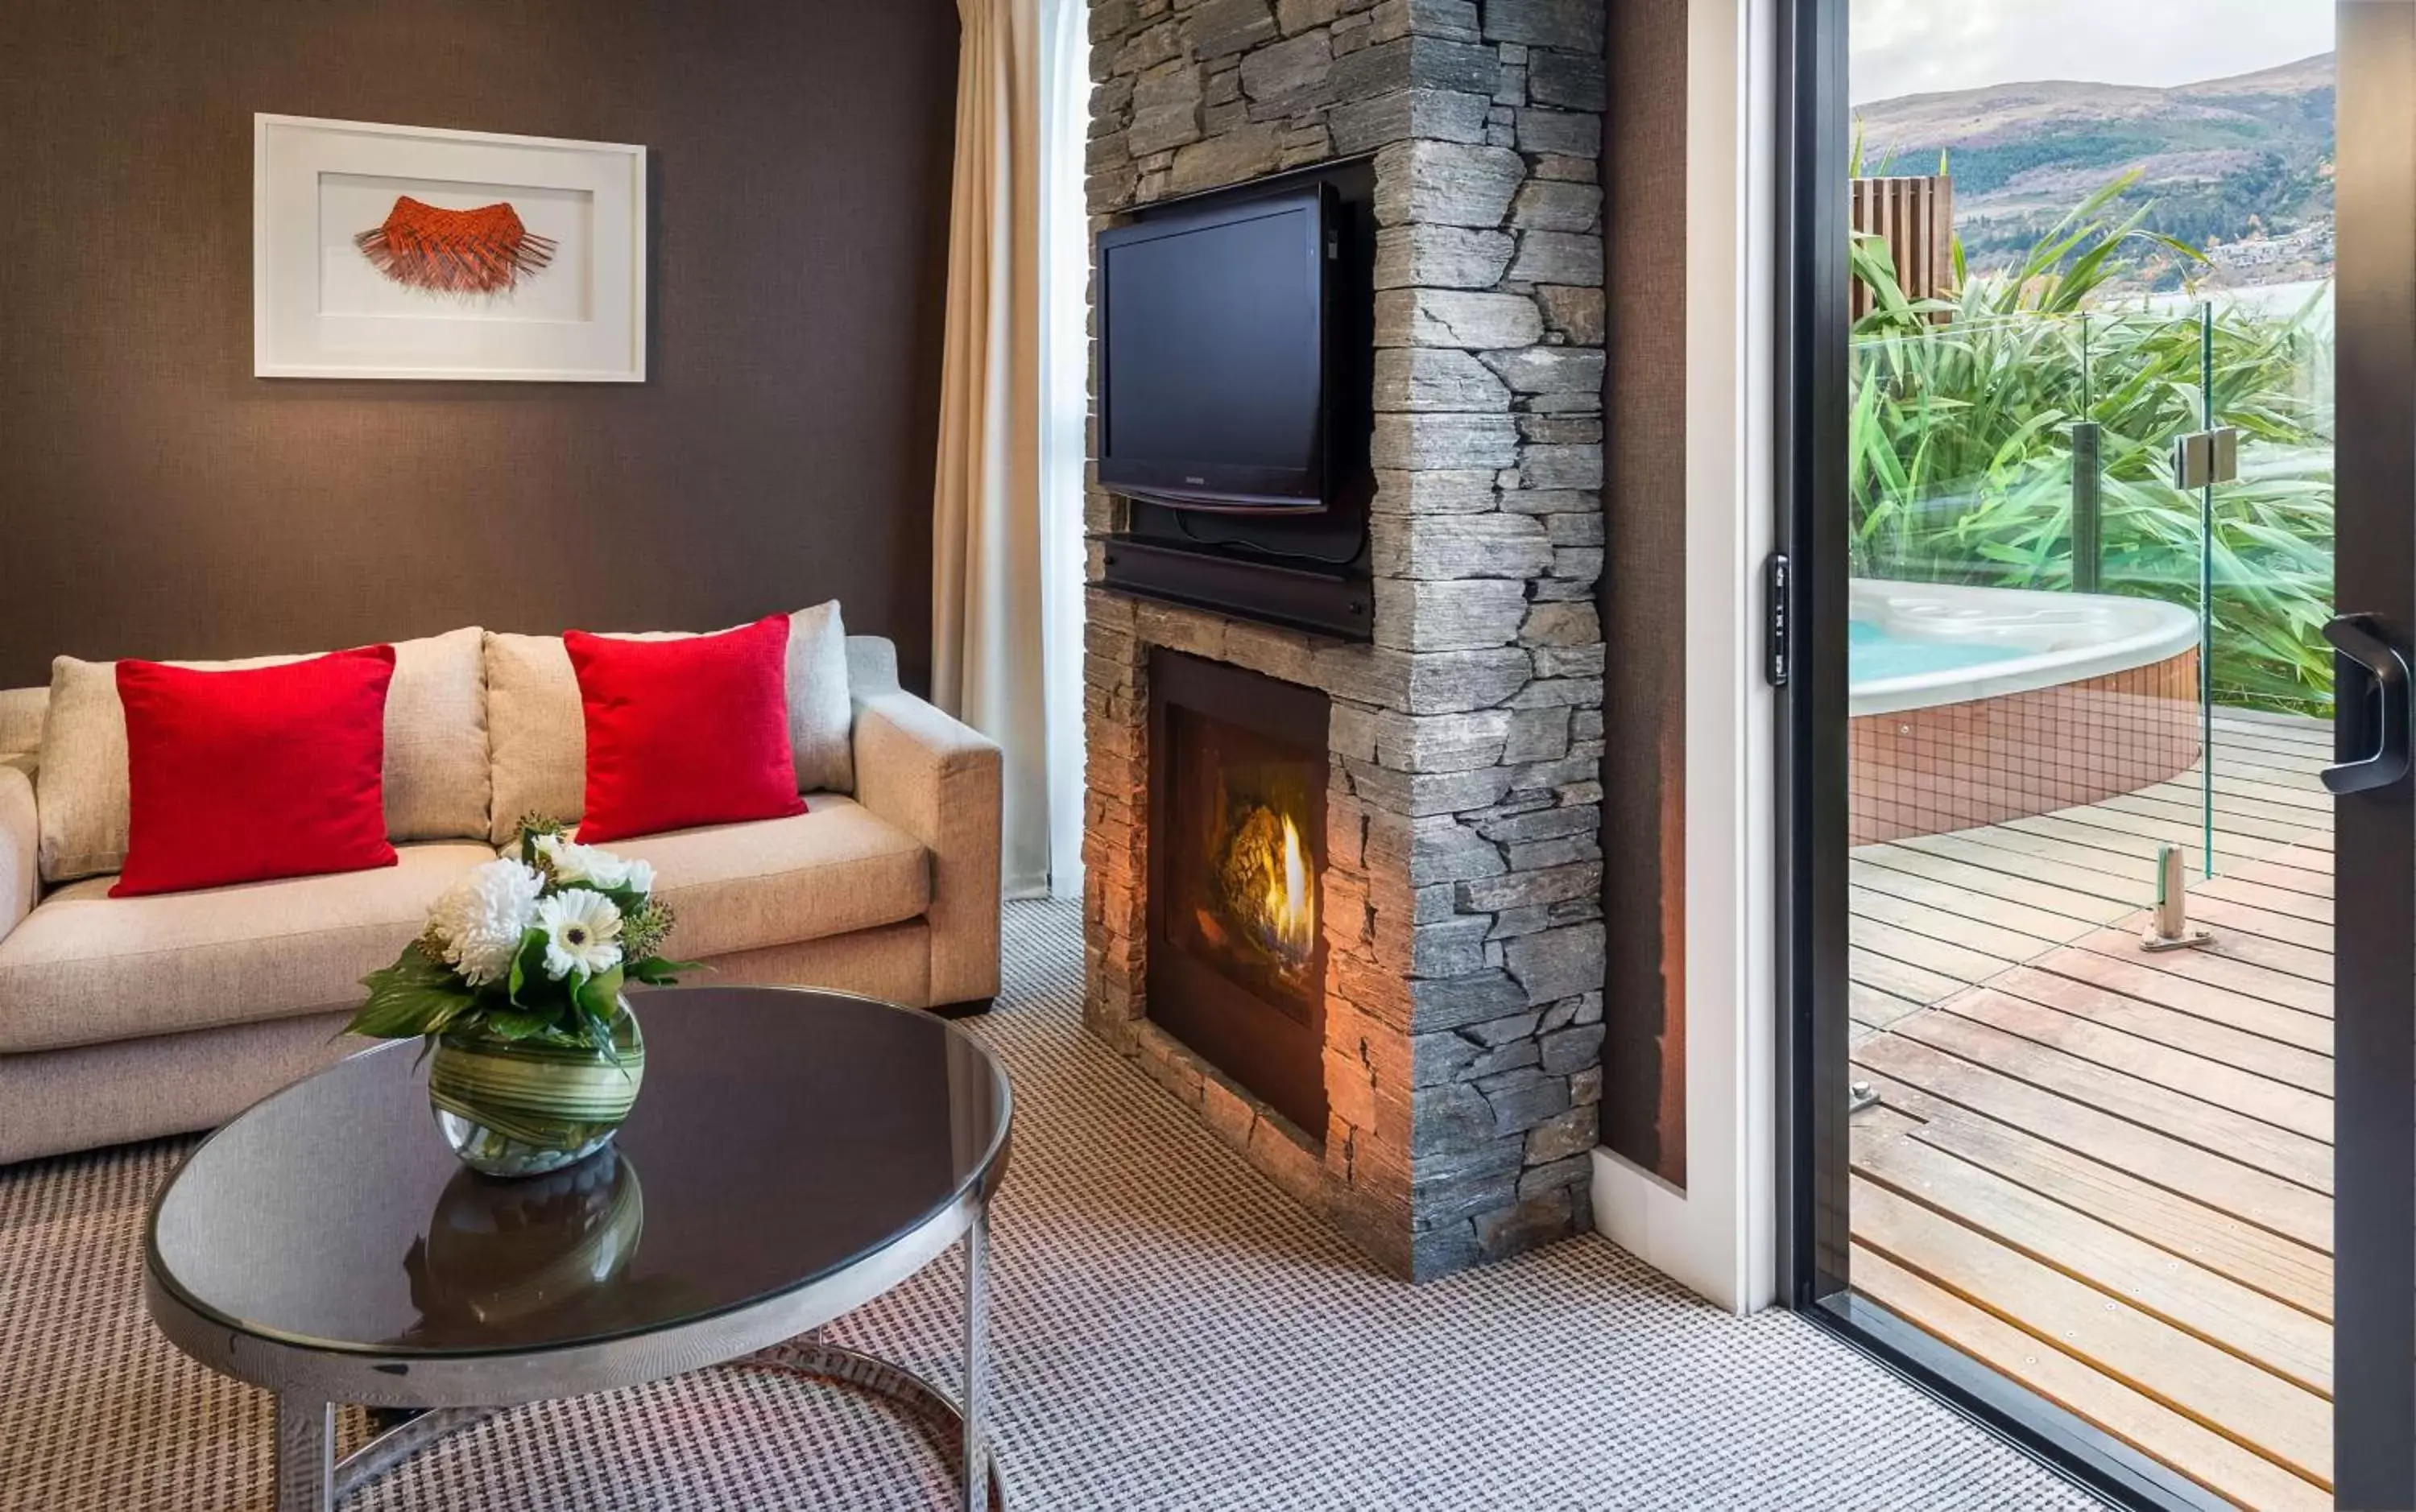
[254,114,647,382]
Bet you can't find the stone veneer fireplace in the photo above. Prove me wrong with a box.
[1082,0,1608,1280]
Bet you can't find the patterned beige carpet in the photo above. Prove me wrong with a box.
[0,901,2104,1510]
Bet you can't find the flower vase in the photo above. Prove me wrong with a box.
[428,1000,647,1177]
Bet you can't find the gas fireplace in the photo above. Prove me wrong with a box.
[1147,651,1330,1138]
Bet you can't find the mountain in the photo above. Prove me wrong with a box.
[1853,53,2335,290]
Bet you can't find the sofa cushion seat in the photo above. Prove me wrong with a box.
[603,797,929,961]
[0,843,497,1054]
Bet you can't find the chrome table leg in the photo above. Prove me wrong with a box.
[275,1397,335,1512]
[963,1207,988,1512]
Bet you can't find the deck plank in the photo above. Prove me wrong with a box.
[1926,993,2331,1142]
[1851,847,2145,926]
[1998,811,2269,874]
[1856,1073,2331,1319]
[1974,968,2333,1091]
[1850,858,2092,946]
[2179,894,2336,953]
[1884,1011,2332,1190]
[2074,920,2333,988]
[2195,873,2334,925]
[2061,929,2333,1014]
[1851,1035,2332,1249]
[1851,1247,2332,1512]
[1845,916,2021,986]
[1848,947,1971,1008]
[2014,946,2334,1039]
[1853,1180,2334,1489]
[1854,1117,2332,1397]
[1850,885,2069,963]
[1903,825,2163,892]
[1850,982,1929,1033]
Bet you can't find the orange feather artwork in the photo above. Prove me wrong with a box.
[354,196,557,296]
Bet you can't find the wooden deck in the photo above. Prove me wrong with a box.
[1848,708,2335,1511]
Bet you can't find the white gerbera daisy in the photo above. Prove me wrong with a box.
[427,859,545,988]
[532,833,655,895]
[536,888,624,981]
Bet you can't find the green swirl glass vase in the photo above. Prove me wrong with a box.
[427,1001,647,1178]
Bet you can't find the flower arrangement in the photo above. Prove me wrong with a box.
[346,818,697,1054]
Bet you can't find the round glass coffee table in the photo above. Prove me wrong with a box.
[144,986,1012,1512]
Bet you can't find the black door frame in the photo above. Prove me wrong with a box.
[1774,1,2416,1506]
[2331,5,2416,1506]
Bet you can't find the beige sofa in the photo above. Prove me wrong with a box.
[0,632,1000,1165]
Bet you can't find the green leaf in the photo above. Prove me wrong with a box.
[347,944,481,1039]
[479,1008,556,1041]
[591,882,650,915]
[507,926,553,1007]
[627,956,706,985]
[576,964,625,1024]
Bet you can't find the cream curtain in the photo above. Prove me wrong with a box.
[1033,0,1091,900]
[932,0,1058,899]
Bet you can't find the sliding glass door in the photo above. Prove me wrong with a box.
[1783,2,2414,1506]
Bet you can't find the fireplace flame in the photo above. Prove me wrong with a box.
[1267,813,1315,961]
[1218,803,1318,969]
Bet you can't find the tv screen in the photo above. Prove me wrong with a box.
[1098,188,1329,510]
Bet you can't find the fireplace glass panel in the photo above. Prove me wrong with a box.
[1146,650,1330,1138]
[1162,705,1323,1028]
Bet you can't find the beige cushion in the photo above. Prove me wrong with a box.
[606,796,929,960]
[31,629,491,883]
[485,632,585,845]
[483,603,854,846]
[0,686,44,765]
[382,628,493,842]
[0,1009,362,1167]
[0,842,495,1053]
[670,920,933,1008]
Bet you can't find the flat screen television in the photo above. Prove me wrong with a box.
[1096,186,1334,512]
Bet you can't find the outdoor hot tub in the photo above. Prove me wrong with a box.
[1847,579,2203,844]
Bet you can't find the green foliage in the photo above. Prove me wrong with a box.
[627,955,700,986]
[344,824,697,1048]
[350,944,479,1039]
[1851,173,2335,716]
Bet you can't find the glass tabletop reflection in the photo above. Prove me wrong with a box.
[147,987,1011,1358]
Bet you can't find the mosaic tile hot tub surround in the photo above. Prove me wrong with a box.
[1848,647,2203,845]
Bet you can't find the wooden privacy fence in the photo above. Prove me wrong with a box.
[1851,175,1954,319]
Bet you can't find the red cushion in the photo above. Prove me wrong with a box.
[112,647,400,898]
[565,615,806,843]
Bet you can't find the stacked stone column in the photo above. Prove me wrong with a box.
[1083,0,1607,1280]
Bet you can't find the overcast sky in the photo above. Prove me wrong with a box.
[1852,0,2334,105]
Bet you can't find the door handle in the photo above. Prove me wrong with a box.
[2322,613,2413,795]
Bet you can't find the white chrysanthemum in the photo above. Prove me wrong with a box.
[427,860,545,987]
[537,888,624,981]
[532,833,654,895]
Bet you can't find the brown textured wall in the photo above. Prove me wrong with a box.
[1599,0,1690,1186]
[0,0,958,692]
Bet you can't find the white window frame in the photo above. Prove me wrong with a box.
[1589,0,1782,1316]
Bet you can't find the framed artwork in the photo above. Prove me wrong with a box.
[254,114,647,382]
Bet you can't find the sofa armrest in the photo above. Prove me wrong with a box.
[853,688,1003,1006]
[0,764,35,948]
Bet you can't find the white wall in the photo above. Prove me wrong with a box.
[1589,0,1782,1316]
